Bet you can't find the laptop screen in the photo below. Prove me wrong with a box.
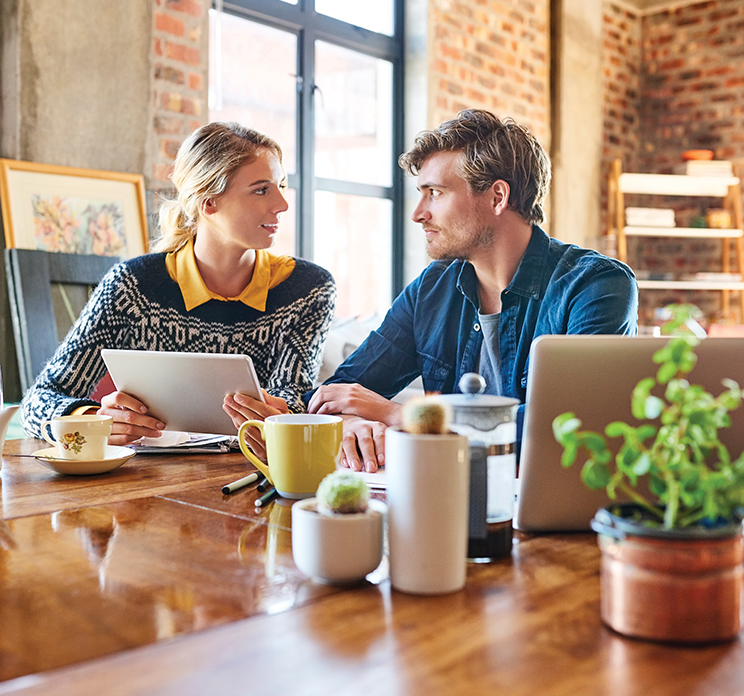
[514,335,744,532]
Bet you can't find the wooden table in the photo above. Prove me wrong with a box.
[1,438,743,695]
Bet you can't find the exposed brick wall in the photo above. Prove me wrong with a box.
[636,0,744,323]
[638,0,744,321]
[150,0,209,189]
[639,0,744,175]
[428,0,551,149]
[601,2,642,237]
[600,0,744,323]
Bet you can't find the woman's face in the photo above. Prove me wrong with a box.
[201,148,289,251]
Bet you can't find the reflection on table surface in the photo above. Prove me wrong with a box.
[1,438,744,695]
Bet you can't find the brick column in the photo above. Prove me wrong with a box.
[148,0,209,190]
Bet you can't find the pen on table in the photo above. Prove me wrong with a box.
[256,475,270,492]
[255,487,278,507]
[221,471,260,495]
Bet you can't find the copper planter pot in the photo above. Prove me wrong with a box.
[593,506,744,643]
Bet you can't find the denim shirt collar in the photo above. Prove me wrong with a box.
[455,225,548,306]
[506,226,549,300]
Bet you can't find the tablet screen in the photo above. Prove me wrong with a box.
[101,349,264,435]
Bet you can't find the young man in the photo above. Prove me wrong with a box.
[306,109,638,472]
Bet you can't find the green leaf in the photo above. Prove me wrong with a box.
[632,452,652,476]
[632,378,656,419]
[643,395,665,420]
[636,424,658,442]
[652,344,671,363]
[605,421,630,438]
[580,431,607,452]
[560,441,578,468]
[656,360,678,384]
[552,413,583,445]
[581,459,611,490]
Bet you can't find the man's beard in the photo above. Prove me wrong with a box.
[426,225,494,261]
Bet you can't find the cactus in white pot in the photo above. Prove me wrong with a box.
[292,470,385,585]
[316,470,370,515]
[401,396,452,435]
[387,395,470,595]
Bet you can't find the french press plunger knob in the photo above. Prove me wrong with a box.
[459,372,486,396]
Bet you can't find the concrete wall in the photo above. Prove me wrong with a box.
[0,0,154,400]
[2,0,152,170]
[550,0,604,248]
[0,0,210,400]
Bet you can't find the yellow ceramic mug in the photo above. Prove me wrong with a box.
[238,414,343,499]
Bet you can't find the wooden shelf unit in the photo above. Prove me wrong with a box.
[608,158,744,318]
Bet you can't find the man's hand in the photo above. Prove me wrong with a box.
[338,415,386,473]
[223,390,290,460]
[308,383,402,426]
[99,391,166,445]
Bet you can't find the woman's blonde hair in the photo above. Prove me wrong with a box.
[153,122,283,253]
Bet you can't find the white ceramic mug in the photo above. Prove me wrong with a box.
[41,415,113,460]
[386,428,470,595]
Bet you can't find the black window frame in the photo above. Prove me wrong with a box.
[214,0,406,298]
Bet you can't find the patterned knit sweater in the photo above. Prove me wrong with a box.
[21,253,336,438]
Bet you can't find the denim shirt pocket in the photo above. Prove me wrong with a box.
[418,352,453,393]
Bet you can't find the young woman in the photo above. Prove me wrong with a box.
[22,122,336,450]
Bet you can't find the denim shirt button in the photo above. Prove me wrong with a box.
[474,323,481,332]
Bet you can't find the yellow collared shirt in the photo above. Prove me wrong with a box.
[165,239,295,312]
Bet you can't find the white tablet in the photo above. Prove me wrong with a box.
[101,349,264,436]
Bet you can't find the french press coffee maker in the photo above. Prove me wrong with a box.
[439,374,520,561]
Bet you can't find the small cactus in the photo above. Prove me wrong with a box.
[401,396,452,435]
[316,471,370,515]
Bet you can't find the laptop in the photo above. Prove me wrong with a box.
[101,349,264,436]
[514,335,744,532]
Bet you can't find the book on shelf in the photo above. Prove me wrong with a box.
[625,207,676,227]
[673,160,734,178]
[634,270,675,281]
[679,272,742,282]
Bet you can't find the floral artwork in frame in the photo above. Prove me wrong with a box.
[0,159,148,259]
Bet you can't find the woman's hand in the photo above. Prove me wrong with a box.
[99,391,166,445]
[223,390,290,460]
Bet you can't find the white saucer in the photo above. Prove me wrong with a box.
[32,445,136,475]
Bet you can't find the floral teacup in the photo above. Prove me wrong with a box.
[41,415,113,460]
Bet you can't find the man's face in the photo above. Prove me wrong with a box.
[412,151,497,261]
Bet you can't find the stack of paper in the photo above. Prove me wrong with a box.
[133,431,235,453]
[625,207,676,228]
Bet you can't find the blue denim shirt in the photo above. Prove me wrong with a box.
[308,226,638,439]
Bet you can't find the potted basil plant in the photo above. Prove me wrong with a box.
[553,304,744,643]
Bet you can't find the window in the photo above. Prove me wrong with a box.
[209,0,403,318]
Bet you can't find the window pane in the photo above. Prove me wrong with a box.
[208,11,297,174]
[315,0,394,36]
[314,191,392,318]
[314,42,393,187]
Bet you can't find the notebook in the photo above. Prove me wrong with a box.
[101,349,264,436]
[514,335,744,532]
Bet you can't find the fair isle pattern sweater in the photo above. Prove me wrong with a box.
[21,253,336,439]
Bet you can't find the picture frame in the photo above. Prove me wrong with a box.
[0,158,148,259]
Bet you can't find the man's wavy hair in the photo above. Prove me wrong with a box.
[398,109,551,224]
